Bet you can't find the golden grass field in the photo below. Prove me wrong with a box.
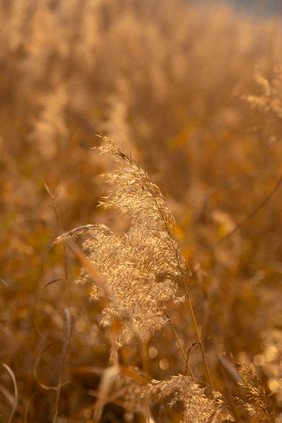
[0,0,281,422]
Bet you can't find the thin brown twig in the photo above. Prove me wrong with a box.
[184,343,199,376]
[216,175,282,246]
[166,312,195,381]
[202,164,278,215]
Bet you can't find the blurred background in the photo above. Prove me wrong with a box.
[197,0,282,15]
[0,0,281,421]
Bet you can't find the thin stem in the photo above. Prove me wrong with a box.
[184,343,198,376]
[184,282,215,404]
[53,308,71,423]
[216,175,282,247]
[44,182,69,306]
[166,312,195,381]
[141,339,149,374]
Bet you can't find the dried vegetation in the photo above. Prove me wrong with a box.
[0,0,282,422]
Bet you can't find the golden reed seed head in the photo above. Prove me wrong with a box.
[57,137,189,346]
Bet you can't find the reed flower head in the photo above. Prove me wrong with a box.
[57,137,189,345]
[149,375,234,423]
[237,362,274,423]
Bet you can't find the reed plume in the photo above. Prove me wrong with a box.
[237,362,275,423]
[56,137,189,346]
[149,375,234,423]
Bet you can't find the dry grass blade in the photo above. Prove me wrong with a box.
[24,390,42,423]
[33,341,61,391]
[93,365,120,423]
[0,383,15,409]
[58,237,113,301]
[43,278,62,289]
[1,363,18,423]
[32,278,62,337]
[52,308,72,423]
[0,276,9,287]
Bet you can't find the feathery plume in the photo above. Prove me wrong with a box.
[57,137,189,345]
[148,375,234,423]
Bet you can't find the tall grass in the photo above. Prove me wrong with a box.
[0,0,281,421]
